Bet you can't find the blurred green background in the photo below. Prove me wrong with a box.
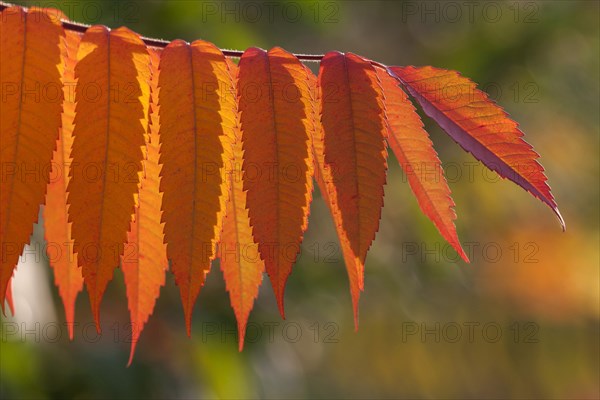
[1,0,598,399]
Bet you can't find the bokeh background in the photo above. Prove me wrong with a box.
[1,0,598,398]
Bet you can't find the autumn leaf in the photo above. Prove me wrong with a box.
[158,40,235,334]
[44,29,84,339]
[310,67,363,329]
[219,57,266,351]
[67,26,151,329]
[121,48,168,365]
[237,47,314,316]
[376,66,469,263]
[389,66,564,229]
[0,6,65,312]
[318,52,388,296]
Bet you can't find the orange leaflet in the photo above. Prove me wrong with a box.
[219,59,266,350]
[68,26,151,329]
[121,48,168,365]
[0,6,65,311]
[158,40,235,334]
[44,29,84,339]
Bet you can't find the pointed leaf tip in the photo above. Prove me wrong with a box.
[5,279,15,316]
[458,248,470,264]
[126,331,139,367]
[353,303,359,332]
[238,320,246,352]
[67,323,75,341]
[555,207,566,232]
[182,296,194,337]
[91,301,102,334]
[276,292,286,320]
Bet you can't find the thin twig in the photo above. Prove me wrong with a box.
[0,0,392,69]
[0,1,328,61]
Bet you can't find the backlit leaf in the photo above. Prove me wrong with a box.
[237,47,314,316]
[376,66,468,262]
[219,57,265,351]
[390,66,564,229]
[44,29,84,339]
[318,52,388,295]
[158,40,235,334]
[0,6,65,311]
[68,26,150,329]
[121,48,167,365]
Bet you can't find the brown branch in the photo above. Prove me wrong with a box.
[0,1,329,60]
[0,0,392,69]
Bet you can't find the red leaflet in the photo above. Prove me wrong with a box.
[318,52,388,291]
[121,49,168,365]
[237,47,314,316]
[390,66,564,229]
[376,67,468,262]
[309,64,362,329]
